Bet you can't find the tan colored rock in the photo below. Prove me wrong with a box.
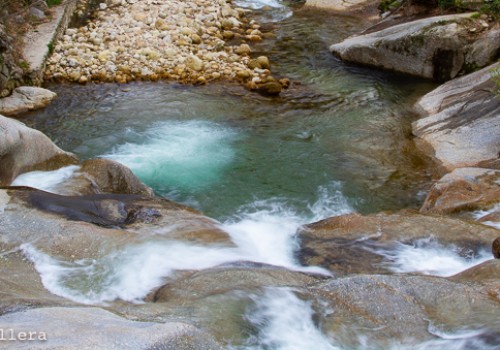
[0,87,57,116]
[420,168,500,214]
[80,158,154,197]
[298,211,499,275]
[235,43,251,55]
[0,115,78,186]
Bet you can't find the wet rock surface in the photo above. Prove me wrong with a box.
[0,87,57,116]
[306,274,500,347]
[297,211,499,275]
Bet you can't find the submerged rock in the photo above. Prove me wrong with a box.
[0,87,57,116]
[298,211,498,276]
[413,63,500,170]
[0,115,78,186]
[0,307,223,349]
[420,167,500,214]
[305,0,380,15]
[493,237,500,259]
[330,14,500,81]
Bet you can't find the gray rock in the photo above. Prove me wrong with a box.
[330,14,500,81]
[305,0,380,14]
[0,307,223,349]
[29,7,46,20]
[0,115,78,185]
[412,63,500,170]
[0,87,57,116]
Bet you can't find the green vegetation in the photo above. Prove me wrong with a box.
[47,41,54,54]
[45,0,62,7]
[18,60,29,72]
[492,64,500,98]
[481,0,500,18]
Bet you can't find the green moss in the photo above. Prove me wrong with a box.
[45,0,62,7]
[47,41,54,54]
[18,60,29,72]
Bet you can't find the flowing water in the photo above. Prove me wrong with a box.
[15,0,498,348]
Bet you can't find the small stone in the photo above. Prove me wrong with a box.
[187,55,203,71]
[256,56,270,69]
[257,81,282,95]
[191,34,202,44]
[196,76,207,84]
[99,3,108,10]
[236,70,251,80]
[235,44,251,55]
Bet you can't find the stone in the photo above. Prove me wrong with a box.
[29,6,46,20]
[235,43,251,55]
[256,56,270,69]
[0,87,57,116]
[0,115,78,186]
[80,158,154,197]
[420,168,500,214]
[0,307,223,349]
[298,211,499,276]
[307,274,500,347]
[413,63,500,170]
[255,81,282,95]
[330,14,500,81]
[152,263,320,303]
[187,55,203,71]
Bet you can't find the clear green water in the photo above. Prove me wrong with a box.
[21,5,437,220]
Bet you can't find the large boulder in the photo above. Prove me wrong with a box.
[0,307,223,349]
[330,14,500,81]
[0,87,57,115]
[0,115,78,185]
[307,274,500,347]
[297,210,498,276]
[412,63,500,170]
[420,167,500,214]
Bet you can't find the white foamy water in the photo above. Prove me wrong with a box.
[472,203,500,229]
[11,165,80,193]
[102,120,238,190]
[240,288,340,350]
[234,0,292,21]
[374,237,491,277]
[21,183,350,304]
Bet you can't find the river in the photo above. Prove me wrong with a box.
[15,1,498,349]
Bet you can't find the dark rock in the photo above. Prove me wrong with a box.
[493,237,500,259]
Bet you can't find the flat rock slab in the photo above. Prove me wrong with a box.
[0,87,56,115]
[0,307,222,349]
[413,63,500,170]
